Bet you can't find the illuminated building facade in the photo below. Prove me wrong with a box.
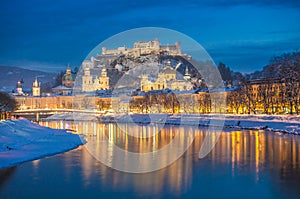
[140,61,192,92]
[102,39,181,57]
[82,68,110,92]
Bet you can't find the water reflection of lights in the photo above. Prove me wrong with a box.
[38,121,300,196]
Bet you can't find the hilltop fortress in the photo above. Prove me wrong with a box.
[102,39,181,57]
[81,39,188,70]
[77,39,192,92]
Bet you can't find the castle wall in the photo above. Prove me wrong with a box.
[101,39,181,57]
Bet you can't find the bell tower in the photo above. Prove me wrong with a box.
[32,77,41,96]
[16,80,23,94]
[99,69,109,90]
[82,68,93,92]
[183,66,191,81]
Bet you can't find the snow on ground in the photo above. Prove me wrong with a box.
[44,113,300,135]
[46,113,98,121]
[0,119,85,169]
[111,114,300,135]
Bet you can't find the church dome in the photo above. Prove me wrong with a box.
[63,73,75,80]
[163,61,176,74]
[163,67,176,75]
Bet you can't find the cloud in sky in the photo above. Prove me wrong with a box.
[0,0,299,73]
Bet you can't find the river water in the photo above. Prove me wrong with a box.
[0,121,300,199]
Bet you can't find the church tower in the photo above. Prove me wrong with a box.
[16,80,23,94]
[183,66,191,81]
[66,66,71,75]
[82,68,93,92]
[32,78,41,96]
[140,74,150,92]
[99,68,109,90]
[62,65,75,87]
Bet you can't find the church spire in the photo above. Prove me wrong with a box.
[66,64,71,74]
[32,77,40,96]
[184,66,191,81]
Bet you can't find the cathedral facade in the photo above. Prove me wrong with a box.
[82,68,110,92]
[140,61,193,92]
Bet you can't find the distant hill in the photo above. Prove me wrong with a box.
[0,66,56,89]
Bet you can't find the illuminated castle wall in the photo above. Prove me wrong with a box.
[102,39,181,57]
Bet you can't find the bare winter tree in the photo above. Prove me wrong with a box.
[227,90,244,114]
[165,93,179,113]
[240,82,258,114]
[273,52,300,114]
[257,79,275,114]
[197,93,211,113]
[0,92,18,120]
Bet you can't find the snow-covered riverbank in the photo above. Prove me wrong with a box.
[0,119,85,169]
[115,114,300,135]
[43,113,300,135]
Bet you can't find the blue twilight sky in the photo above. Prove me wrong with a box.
[0,0,300,73]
